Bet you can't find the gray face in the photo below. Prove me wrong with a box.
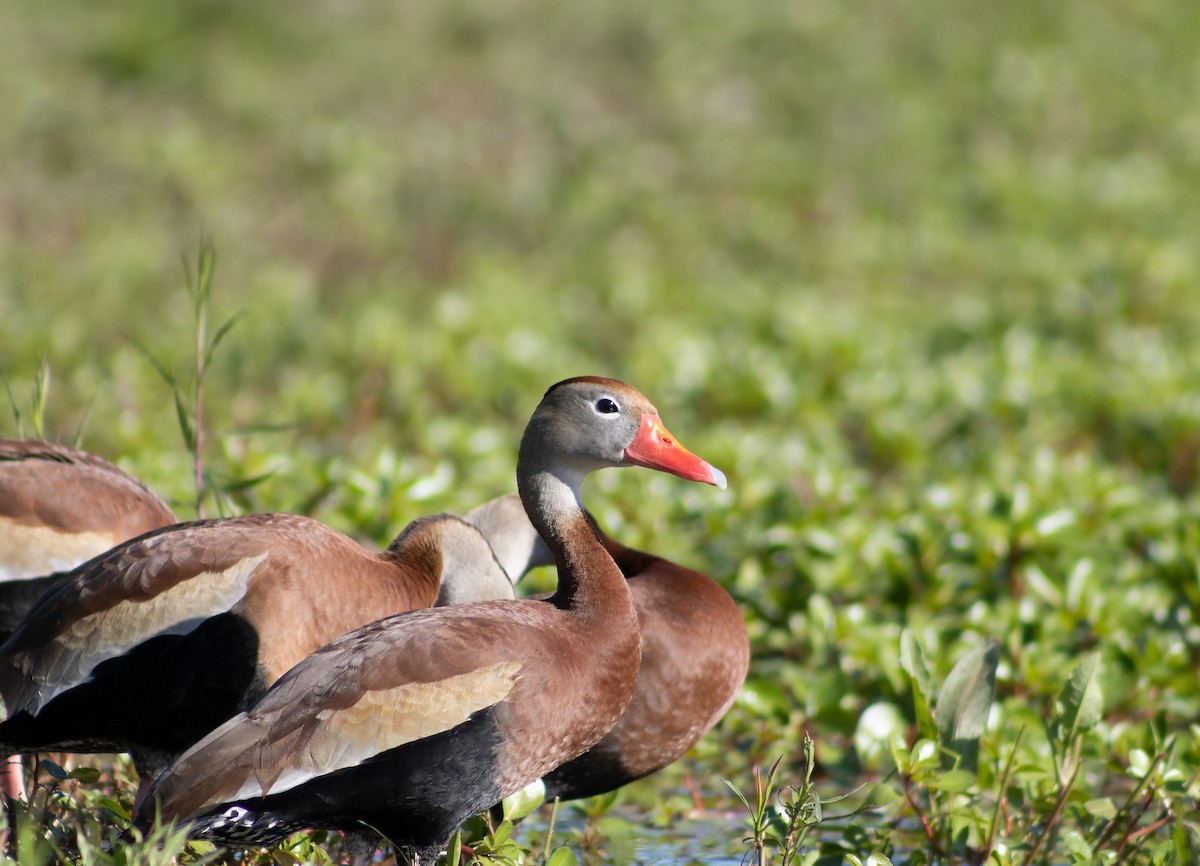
[521,378,654,477]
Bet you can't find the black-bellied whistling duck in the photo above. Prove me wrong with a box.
[0,509,515,801]
[461,494,749,803]
[0,437,178,799]
[135,376,726,865]
[0,438,178,642]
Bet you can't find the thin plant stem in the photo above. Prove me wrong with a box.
[983,725,1025,860]
[1093,749,1165,852]
[754,762,767,866]
[903,773,945,858]
[194,297,206,519]
[1113,785,1163,856]
[541,796,560,864]
[1122,814,1173,850]
[1019,760,1080,866]
[183,238,217,518]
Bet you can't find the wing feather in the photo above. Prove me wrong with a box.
[0,516,307,719]
[148,603,552,822]
[155,656,522,819]
[3,550,266,716]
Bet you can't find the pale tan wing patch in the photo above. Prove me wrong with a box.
[10,551,269,715]
[0,520,121,581]
[229,659,523,803]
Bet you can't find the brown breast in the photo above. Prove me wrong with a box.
[541,535,749,800]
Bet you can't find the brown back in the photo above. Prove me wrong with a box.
[0,438,177,580]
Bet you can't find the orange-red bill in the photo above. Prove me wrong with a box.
[623,414,727,489]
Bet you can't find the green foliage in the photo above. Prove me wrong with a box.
[900,631,937,744]
[464,820,525,866]
[934,640,999,774]
[1,758,218,866]
[726,735,835,866]
[868,638,1199,865]
[131,236,253,518]
[4,358,53,440]
[1056,652,1103,749]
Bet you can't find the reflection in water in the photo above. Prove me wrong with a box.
[522,805,749,865]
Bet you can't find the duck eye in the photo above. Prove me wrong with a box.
[595,398,619,415]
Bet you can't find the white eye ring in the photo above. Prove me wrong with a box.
[594,397,620,415]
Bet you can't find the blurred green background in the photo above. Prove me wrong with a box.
[3,0,1200,861]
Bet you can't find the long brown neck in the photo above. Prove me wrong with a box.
[516,463,629,613]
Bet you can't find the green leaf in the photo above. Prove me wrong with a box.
[97,795,132,821]
[802,528,838,557]
[546,848,578,866]
[935,640,999,773]
[174,389,197,452]
[723,778,754,813]
[130,338,177,387]
[585,789,620,816]
[924,769,978,792]
[1084,797,1117,820]
[29,357,49,437]
[1127,748,1151,778]
[205,310,245,368]
[218,469,278,494]
[739,676,796,714]
[1057,652,1103,743]
[40,759,70,780]
[66,766,102,783]
[3,375,20,432]
[445,830,462,866]
[501,778,545,822]
[1062,830,1093,861]
[900,630,937,741]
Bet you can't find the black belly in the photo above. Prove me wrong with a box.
[190,705,506,857]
